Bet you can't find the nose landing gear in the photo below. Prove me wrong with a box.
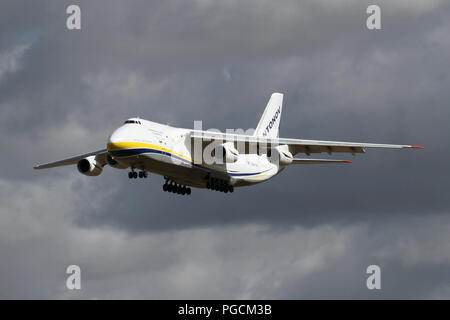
[128,168,148,179]
[138,171,148,178]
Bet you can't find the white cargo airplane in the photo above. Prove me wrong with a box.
[34,93,423,195]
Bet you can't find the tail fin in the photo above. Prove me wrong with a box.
[253,92,283,138]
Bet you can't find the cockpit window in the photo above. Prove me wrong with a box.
[124,120,141,124]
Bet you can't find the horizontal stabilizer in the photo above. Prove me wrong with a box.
[292,158,352,164]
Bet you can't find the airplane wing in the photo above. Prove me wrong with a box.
[189,130,424,156]
[292,158,352,164]
[33,149,108,170]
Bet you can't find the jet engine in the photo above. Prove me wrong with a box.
[106,154,128,169]
[77,156,103,176]
[213,142,239,164]
[267,145,293,165]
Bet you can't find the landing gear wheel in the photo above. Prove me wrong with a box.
[128,172,133,179]
[139,171,143,178]
[133,172,138,179]
[163,179,192,195]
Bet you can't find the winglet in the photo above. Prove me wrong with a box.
[343,160,352,163]
[411,145,425,149]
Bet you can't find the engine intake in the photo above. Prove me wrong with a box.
[213,142,239,164]
[77,156,103,176]
[267,145,293,165]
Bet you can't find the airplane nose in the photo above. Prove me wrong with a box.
[108,130,120,144]
[107,128,128,151]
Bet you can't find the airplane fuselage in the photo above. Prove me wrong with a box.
[106,118,280,188]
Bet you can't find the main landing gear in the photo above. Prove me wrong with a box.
[206,178,234,193]
[163,179,191,196]
[128,168,148,179]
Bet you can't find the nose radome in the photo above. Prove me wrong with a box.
[107,127,129,150]
[108,130,120,144]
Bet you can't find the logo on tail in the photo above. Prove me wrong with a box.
[254,92,284,139]
[262,106,281,137]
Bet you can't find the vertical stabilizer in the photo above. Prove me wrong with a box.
[253,92,283,138]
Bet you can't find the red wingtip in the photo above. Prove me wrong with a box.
[343,160,352,163]
[411,145,425,149]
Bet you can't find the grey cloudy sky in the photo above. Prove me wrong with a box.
[0,0,449,299]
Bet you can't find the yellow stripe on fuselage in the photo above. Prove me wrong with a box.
[250,174,267,178]
[107,141,227,173]
[107,141,193,162]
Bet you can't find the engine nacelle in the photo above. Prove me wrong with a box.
[213,142,239,164]
[77,156,103,176]
[267,145,293,165]
[106,154,128,169]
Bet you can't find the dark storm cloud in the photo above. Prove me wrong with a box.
[0,0,449,298]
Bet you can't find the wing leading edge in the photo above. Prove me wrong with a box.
[292,158,353,164]
[33,149,107,170]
